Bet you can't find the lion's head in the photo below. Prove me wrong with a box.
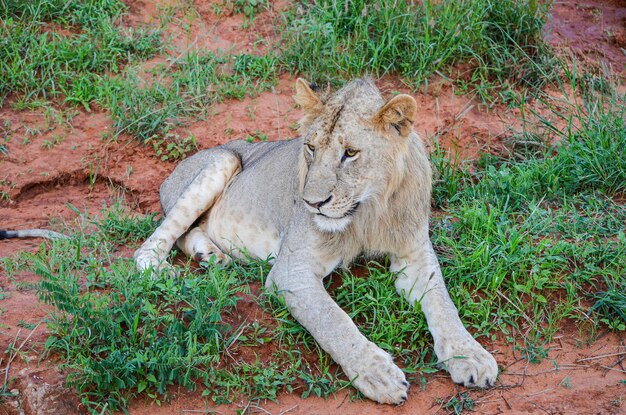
[294,78,419,233]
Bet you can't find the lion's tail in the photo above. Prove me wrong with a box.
[0,229,69,240]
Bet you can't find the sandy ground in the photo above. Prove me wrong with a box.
[1,1,625,414]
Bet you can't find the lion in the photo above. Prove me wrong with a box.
[1,78,498,403]
[132,78,498,404]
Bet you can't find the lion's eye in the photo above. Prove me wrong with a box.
[305,143,315,153]
[344,148,359,158]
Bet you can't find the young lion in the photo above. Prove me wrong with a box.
[134,78,498,404]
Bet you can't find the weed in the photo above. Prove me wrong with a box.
[518,339,551,364]
[238,321,272,346]
[87,162,99,192]
[430,86,626,342]
[590,273,626,331]
[244,131,268,143]
[2,0,278,151]
[222,0,268,26]
[152,131,197,161]
[1,325,42,402]
[442,391,475,415]
[41,133,65,149]
[17,320,38,330]
[430,140,471,208]
[561,376,572,388]
[92,201,159,244]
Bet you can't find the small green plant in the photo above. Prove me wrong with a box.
[590,273,626,331]
[244,131,268,143]
[222,0,267,21]
[238,321,273,346]
[442,392,475,415]
[561,376,572,388]
[92,201,159,244]
[17,320,37,330]
[152,131,197,161]
[101,51,278,142]
[41,133,64,149]
[0,179,16,202]
[517,339,550,364]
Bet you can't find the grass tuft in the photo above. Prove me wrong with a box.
[99,51,278,143]
[280,0,553,95]
[0,0,162,107]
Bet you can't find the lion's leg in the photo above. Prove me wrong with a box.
[134,150,241,272]
[391,226,498,388]
[266,216,409,405]
[176,225,230,266]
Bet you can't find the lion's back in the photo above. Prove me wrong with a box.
[160,138,303,226]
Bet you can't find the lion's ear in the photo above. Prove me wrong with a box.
[294,78,324,117]
[372,94,417,138]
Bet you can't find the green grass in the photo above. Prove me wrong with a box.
[1,0,279,156]
[3,0,557,143]
[0,0,162,108]
[100,50,278,143]
[217,0,269,24]
[1,0,557,154]
[429,88,626,340]
[38,253,242,410]
[280,0,554,97]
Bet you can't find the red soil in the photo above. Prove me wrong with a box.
[1,1,624,414]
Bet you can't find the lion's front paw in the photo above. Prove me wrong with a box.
[345,342,409,405]
[134,247,174,277]
[437,334,498,388]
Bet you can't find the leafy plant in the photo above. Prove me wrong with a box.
[152,131,197,161]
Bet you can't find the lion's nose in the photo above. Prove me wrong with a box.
[304,195,332,209]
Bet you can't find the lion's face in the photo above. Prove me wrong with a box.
[295,79,418,233]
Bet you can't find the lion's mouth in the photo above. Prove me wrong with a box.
[346,202,360,216]
[316,202,360,219]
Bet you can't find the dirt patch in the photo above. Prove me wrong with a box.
[124,0,285,55]
[1,1,625,414]
[121,330,625,415]
[545,0,626,77]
